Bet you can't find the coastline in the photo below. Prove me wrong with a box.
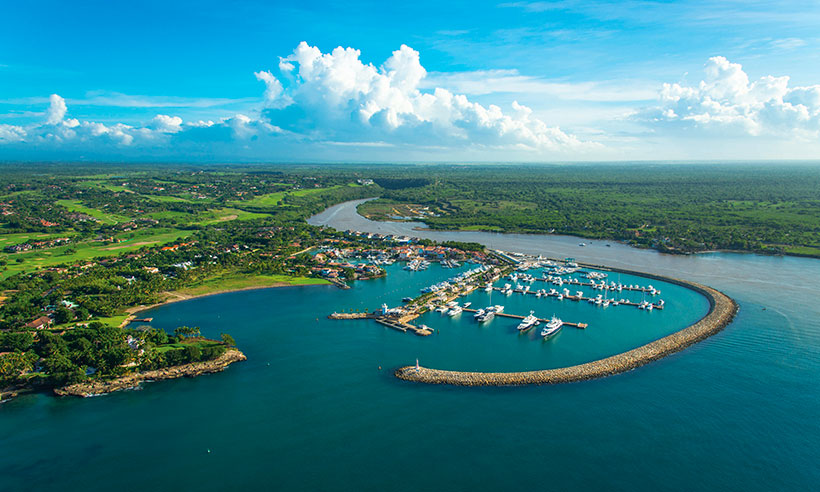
[120,278,330,327]
[355,201,818,260]
[54,348,247,397]
[395,269,738,387]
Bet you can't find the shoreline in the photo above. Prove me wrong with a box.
[354,200,818,260]
[395,267,738,387]
[120,279,330,326]
[54,348,247,397]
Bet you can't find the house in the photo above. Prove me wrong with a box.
[25,316,53,330]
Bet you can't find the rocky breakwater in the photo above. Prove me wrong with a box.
[396,276,738,387]
[54,349,247,397]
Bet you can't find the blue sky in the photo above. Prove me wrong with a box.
[2,0,820,161]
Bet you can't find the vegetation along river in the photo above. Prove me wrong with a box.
[1,198,818,491]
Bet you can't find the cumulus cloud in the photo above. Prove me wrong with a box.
[45,94,67,125]
[0,41,593,159]
[256,42,588,150]
[638,56,820,138]
[0,95,193,148]
[150,114,184,133]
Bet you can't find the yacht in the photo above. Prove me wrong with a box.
[476,309,495,323]
[517,311,539,331]
[484,284,493,292]
[473,308,485,319]
[448,305,463,317]
[493,305,505,313]
[541,316,563,339]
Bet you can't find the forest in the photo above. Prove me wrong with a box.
[354,163,820,257]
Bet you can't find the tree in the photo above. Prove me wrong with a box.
[42,352,84,386]
[0,352,34,385]
[0,331,34,352]
[174,326,201,338]
[220,333,236,347]
[55,306,74,324]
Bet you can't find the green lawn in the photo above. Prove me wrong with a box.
[781,245,820,257]
[228,191,288,208]
[174,272,328,297]
[196,207,271,225]
[459,224,504,232]
[228,184,354,210]
[0,228,193,279]
[143,195,193,203]
[155,339,224,354]
[56,199,132,224]
[0,231,77,244]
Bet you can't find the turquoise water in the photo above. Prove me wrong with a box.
[1,201,819,491]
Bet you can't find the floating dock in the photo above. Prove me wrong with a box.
[490,286,663,309]
[461,308,587,328]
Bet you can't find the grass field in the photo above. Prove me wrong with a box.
[144,195,193,203]
[0,228,193,279]
[56,199,132,224]
[173,272,328,297]
[229,185,352,210]
[155,339,225,354]
[228,191,287,208]
[0,231,78,244]
[196,207,270,225]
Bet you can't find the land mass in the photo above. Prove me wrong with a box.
[354,163,820,258]
[54,348,247,397]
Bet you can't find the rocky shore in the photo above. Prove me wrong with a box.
[54,349,247,397]
[395,273,738,387]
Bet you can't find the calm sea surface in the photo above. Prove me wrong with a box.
[1,199,818,491]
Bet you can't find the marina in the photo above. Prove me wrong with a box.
[327,250,684,343]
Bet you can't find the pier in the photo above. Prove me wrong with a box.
[490,286,663,309]
[461,308,587,328]
[395,272,738,386]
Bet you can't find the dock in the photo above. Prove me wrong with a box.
[461,308,587,328]
[489,286,663,309]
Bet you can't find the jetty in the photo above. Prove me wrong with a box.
[461,308,587,328]
[396,272,738,386]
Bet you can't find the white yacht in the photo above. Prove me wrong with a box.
[541,316,563,339]
[517,311,539,331]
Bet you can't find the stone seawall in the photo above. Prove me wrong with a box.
[395,272,738,387]
[54,349,247,397]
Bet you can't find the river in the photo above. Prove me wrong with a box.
[0,199,817,491]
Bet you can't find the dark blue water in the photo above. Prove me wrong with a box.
[1,200,818,491]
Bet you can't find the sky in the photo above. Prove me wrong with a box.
[1,0,820,162]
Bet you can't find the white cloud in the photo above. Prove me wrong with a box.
[45,94,67,125]
[0,94,192,148]
[257,42,591,151]
[0,42,599,159]
[638,56,820,138]
[0,124,27,143]
[254,71,285,105]
[151,114,184,133]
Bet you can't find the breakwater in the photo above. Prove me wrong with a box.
[54,349,247,397]
[395,272,738,386]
